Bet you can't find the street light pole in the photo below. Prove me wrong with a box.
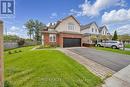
[0,20,4,87]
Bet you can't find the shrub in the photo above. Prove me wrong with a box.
[44,45,51,48]
[36,44,58,49]
[35,45,44,49]
[19,50,22,52]
[50,43,58,48]
[17,39,25,47]
[8,51,12,54]
[4,80,13,87]
[14,50,18,53]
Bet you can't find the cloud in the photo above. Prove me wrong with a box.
[50,13,58,19]
[7,26,28,38]
[116,24,130,35]
[7,26,20,35]
[102,8,130,24]
[69,9,82,17]
[71,0,126,17]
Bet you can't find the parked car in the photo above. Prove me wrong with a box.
[97,41,124,49]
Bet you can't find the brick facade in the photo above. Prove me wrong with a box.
[42,32,82,47]
[0,20,3,87]
[43,33,60,46]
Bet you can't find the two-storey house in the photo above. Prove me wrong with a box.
[81,22,110,44]
[41,15,82,47]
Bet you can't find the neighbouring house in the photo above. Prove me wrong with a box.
[99,26,110,36]
[41,15,82,47]
[81,22,111,44]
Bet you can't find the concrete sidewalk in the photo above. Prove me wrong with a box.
[103,64,130,87]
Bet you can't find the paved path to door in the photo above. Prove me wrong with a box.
[69,47,130,72]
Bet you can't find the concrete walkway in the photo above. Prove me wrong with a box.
[58,48,115,79]
[103,65,130,87]
[120,48,130,51]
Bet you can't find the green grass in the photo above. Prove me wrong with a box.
[95,47,130,55]
[4,46,102,87]
[125,44,130,48]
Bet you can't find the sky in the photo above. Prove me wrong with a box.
[1,0,130,38]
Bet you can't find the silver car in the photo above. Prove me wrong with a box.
[97,41,124,49]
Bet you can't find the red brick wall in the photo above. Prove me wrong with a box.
[42,33,83,47]
[44,33,49,45]
[43,33,60,46]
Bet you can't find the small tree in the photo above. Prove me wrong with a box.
[112,31,118,40]
[17,39,25,47]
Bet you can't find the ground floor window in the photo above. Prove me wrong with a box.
[49,34,56,42]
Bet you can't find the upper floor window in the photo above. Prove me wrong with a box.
[92,28,94,32]
[103,31,106,35]
[95,29,97,32]
[103,31,105,35]
[49,34,56,42]
[68,23,75,30]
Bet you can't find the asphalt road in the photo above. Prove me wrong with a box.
[69,48,130,72]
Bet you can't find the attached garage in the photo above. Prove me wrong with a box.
[63,38,81,47]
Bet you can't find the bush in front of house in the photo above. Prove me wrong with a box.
[36,44,59,49]
[8,51,12,54]
[44,44,51,48]
[50,43,58,48]
[19,50,22,52]
[8,50,22,54]
[4,80,13,87]
[14,50,18,53]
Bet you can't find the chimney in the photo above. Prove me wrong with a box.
[0,20,4,87]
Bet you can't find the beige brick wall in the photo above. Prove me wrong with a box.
[0,20,3,87]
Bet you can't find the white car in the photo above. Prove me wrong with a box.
[97,41,124,49]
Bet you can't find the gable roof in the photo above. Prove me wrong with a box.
[99,26,108,32]
[0,20,3,23]
[46,15,80,30]
[53,15,80,29]
[81,22,98,30]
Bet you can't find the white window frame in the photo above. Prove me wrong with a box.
[49,34,56,42]
[68,23,75,30]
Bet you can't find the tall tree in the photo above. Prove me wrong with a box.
[25,19,35,39]
[34,20,46,41]
[112,30,118,40]
[25,19,46,42]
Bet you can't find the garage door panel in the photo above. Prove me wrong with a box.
[63,38,81,47]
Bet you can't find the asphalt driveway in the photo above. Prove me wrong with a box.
[69,47,130,72]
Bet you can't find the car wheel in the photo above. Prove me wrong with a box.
[97,44,101,47]
[111,45,117,49]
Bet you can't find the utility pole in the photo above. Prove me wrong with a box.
[0,20,4,87]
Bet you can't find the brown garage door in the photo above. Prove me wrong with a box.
[63,38,81,47]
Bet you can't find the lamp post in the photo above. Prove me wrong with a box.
[0,20,4,87]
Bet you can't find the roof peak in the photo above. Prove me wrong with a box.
[0,20,3,23]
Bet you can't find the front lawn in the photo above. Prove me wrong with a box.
[95,47,130,55]
[125,44,130,48]
[4,46,102,87]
